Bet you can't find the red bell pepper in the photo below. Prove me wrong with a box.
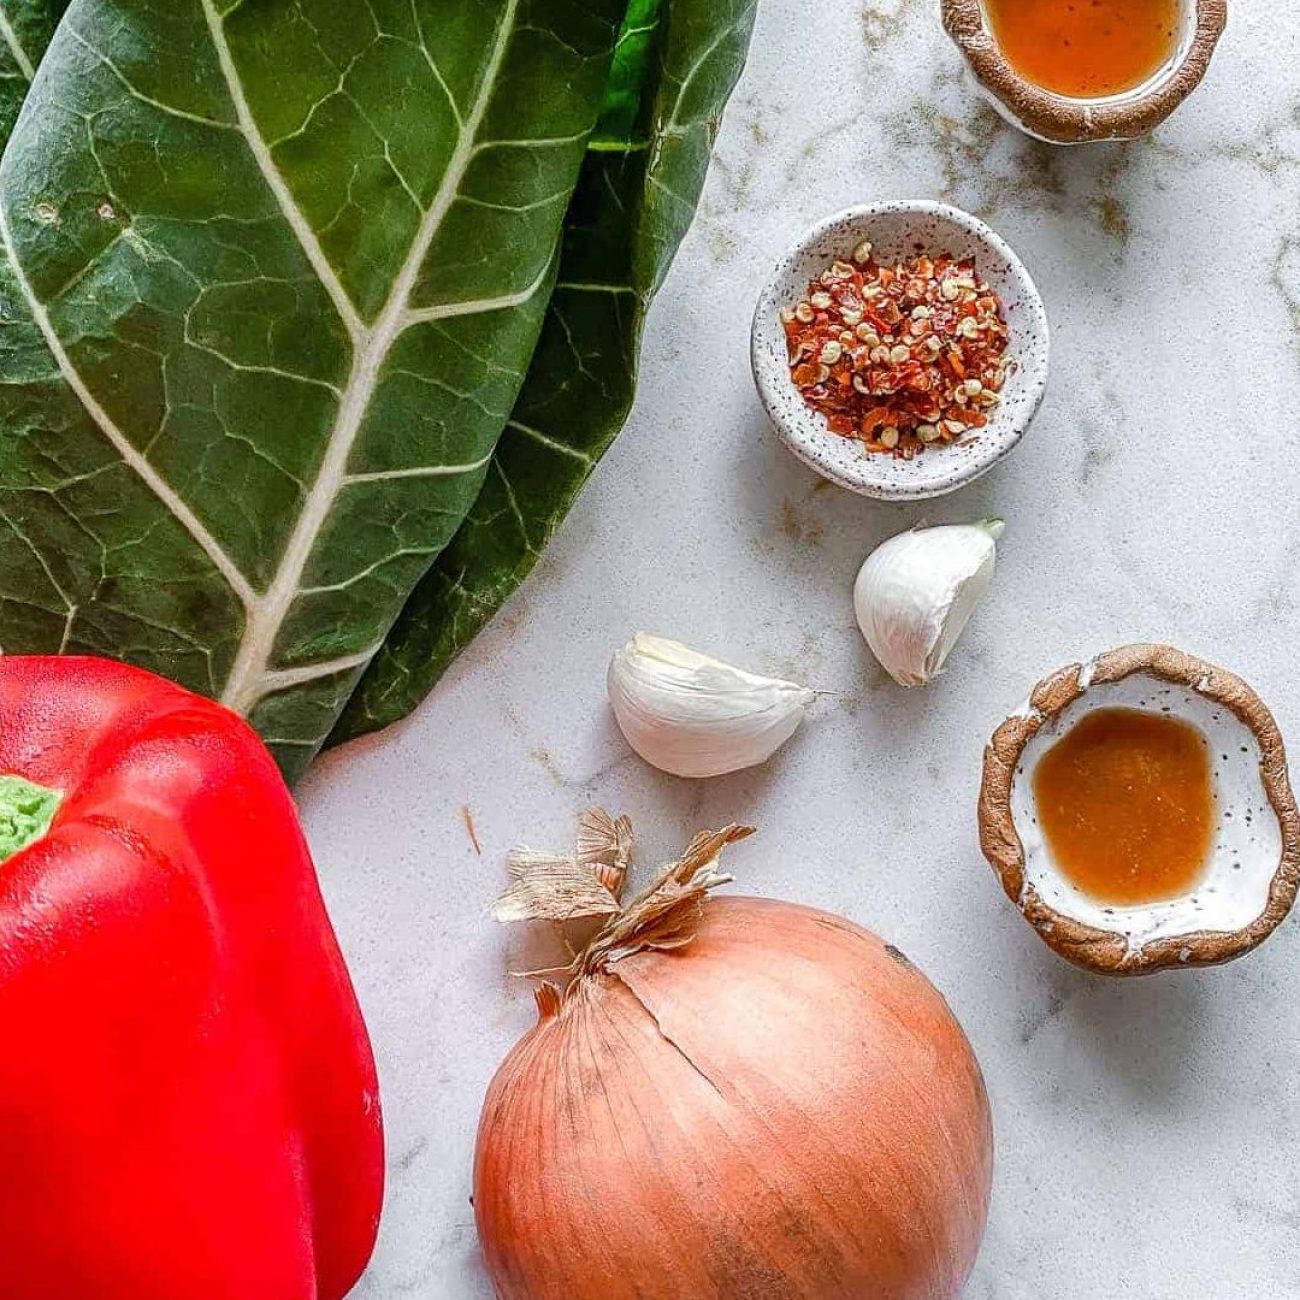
[0,657,383,1298]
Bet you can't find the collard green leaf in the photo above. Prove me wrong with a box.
[595,0,662,142]
[330,0,759,744]
[0,0,623,778]
[0,2,66,145]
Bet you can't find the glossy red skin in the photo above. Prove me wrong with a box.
[0,657,383,1299]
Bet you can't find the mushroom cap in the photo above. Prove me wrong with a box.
[978,645,1300,975]
[941,0,1228,145]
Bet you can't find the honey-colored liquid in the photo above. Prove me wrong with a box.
[1033,707,1215,906]
[983,0,1183,99]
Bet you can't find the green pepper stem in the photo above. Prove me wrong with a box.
[0,775,62,864]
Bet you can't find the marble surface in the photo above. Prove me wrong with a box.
[300,1,1300,1295]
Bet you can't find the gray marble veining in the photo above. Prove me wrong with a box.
[300,1,1300,1295]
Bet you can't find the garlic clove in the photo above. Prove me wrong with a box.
[853,520,1004,687]
[607,634,815,779]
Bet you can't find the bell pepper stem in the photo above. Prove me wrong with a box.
[0,775,62,863]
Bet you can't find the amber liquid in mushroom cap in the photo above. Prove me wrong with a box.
[983,0,1183,99]
[1033,707,1216,906]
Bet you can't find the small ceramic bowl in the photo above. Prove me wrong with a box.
[979,645,1300,976]
[942,0,1228,145]
[751,202,1049,501]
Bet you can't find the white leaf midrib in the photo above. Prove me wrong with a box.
[0,8,35,82]
[217,0,523,715]
[1,0,536,714]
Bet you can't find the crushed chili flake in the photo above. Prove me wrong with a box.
[782,242,1011,458]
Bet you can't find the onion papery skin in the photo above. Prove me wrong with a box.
[474,896,993,1299]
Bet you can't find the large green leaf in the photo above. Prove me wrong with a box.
[330,0,759,744]
[0,2,66,145]
[0,0,623,778]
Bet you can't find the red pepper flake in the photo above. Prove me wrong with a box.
[781,240,1012,458]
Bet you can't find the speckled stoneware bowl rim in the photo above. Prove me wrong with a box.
[751,201,1050,502]
[942,0,1228,145]
[978,644,1300,976]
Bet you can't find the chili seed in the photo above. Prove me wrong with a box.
[810,292,832,310]
[795,301,815,323]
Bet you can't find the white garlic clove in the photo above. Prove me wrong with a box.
[853,520,1004,687]
[607,634,815,779]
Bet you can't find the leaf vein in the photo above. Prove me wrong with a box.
[506,418,593,466]
[0,206,258,611]
[200,0,365,341]
[67,26,238,131]
[219,0,523,714]
[343,450,494,485]
[400,250,554,327]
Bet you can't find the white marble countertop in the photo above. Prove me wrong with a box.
[300,1,1300,1295]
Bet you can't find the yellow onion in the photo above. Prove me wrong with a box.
[474,820,993,1299]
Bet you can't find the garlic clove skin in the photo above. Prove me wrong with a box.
[607,634,815,778]
[854,520,1004,687]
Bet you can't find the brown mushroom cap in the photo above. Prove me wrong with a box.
[978,644,1300,975]
[941,0,1228,144]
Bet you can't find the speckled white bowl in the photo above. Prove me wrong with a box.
[751,202,1050,501]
